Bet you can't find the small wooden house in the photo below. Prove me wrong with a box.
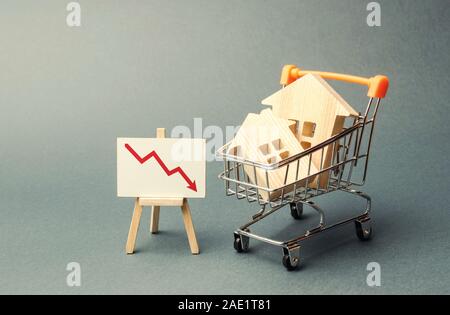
[261,73,359,187]
[227,109,318,201]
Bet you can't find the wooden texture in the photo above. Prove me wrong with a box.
[181,199,200,255]
[141,197,184,206]
[227,109,318,200]
[156,128,166,138]
[150,206,160,234]
[262,74,358,187]
[126,198,143,254]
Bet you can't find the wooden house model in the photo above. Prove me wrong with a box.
[261,73,359,187]
[227,109,318,201]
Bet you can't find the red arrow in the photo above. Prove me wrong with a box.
[124,143,197,192]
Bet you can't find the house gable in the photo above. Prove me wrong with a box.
[261,73,358,188]
[261,73,358,148]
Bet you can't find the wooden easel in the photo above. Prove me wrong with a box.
[125,128,200,255]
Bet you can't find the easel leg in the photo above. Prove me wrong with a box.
[180,199,200,255]
[126,198,143,254]
[150,206,160,234]
[149,128,165,235]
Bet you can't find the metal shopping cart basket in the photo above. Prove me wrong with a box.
[217,65,389,271]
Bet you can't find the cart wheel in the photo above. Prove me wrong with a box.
[233,231,249,253]
[355,220,372,241]
[290,202,303,220]
[234,238,244,253]
[282,255,299,271]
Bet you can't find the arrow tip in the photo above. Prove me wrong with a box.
[187,181,197,192]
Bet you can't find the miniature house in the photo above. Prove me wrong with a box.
[261,73,359,187]
[227,109,318,201]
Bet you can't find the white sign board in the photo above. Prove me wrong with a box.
[117,138,206,198]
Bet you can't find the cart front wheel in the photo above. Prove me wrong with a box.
[282,255,299,271]
[290,202,304,220]
[355,220,372,241]
[234,238,242,252]
[234,231,249,253]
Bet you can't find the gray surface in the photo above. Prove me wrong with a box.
[1,0,449,295]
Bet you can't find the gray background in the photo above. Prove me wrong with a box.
[1,0,449,295]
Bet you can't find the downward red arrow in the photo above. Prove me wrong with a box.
[124,144,198,192]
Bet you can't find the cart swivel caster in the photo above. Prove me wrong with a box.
[233,230,250,253]
[355,218,372,241]
[290,202,304,220]
[282,246,301,271]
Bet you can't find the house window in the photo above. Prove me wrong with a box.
[272,139,284,151]
[259,138,290,164]
[302,121,316,138]
[301,141,312,150]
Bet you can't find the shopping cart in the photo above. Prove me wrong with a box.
[217,65,389,271]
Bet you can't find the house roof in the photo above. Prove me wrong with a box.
[261,73,359,117]
[227,109,299,161]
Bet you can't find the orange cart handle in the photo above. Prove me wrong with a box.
[280,65,389,99]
